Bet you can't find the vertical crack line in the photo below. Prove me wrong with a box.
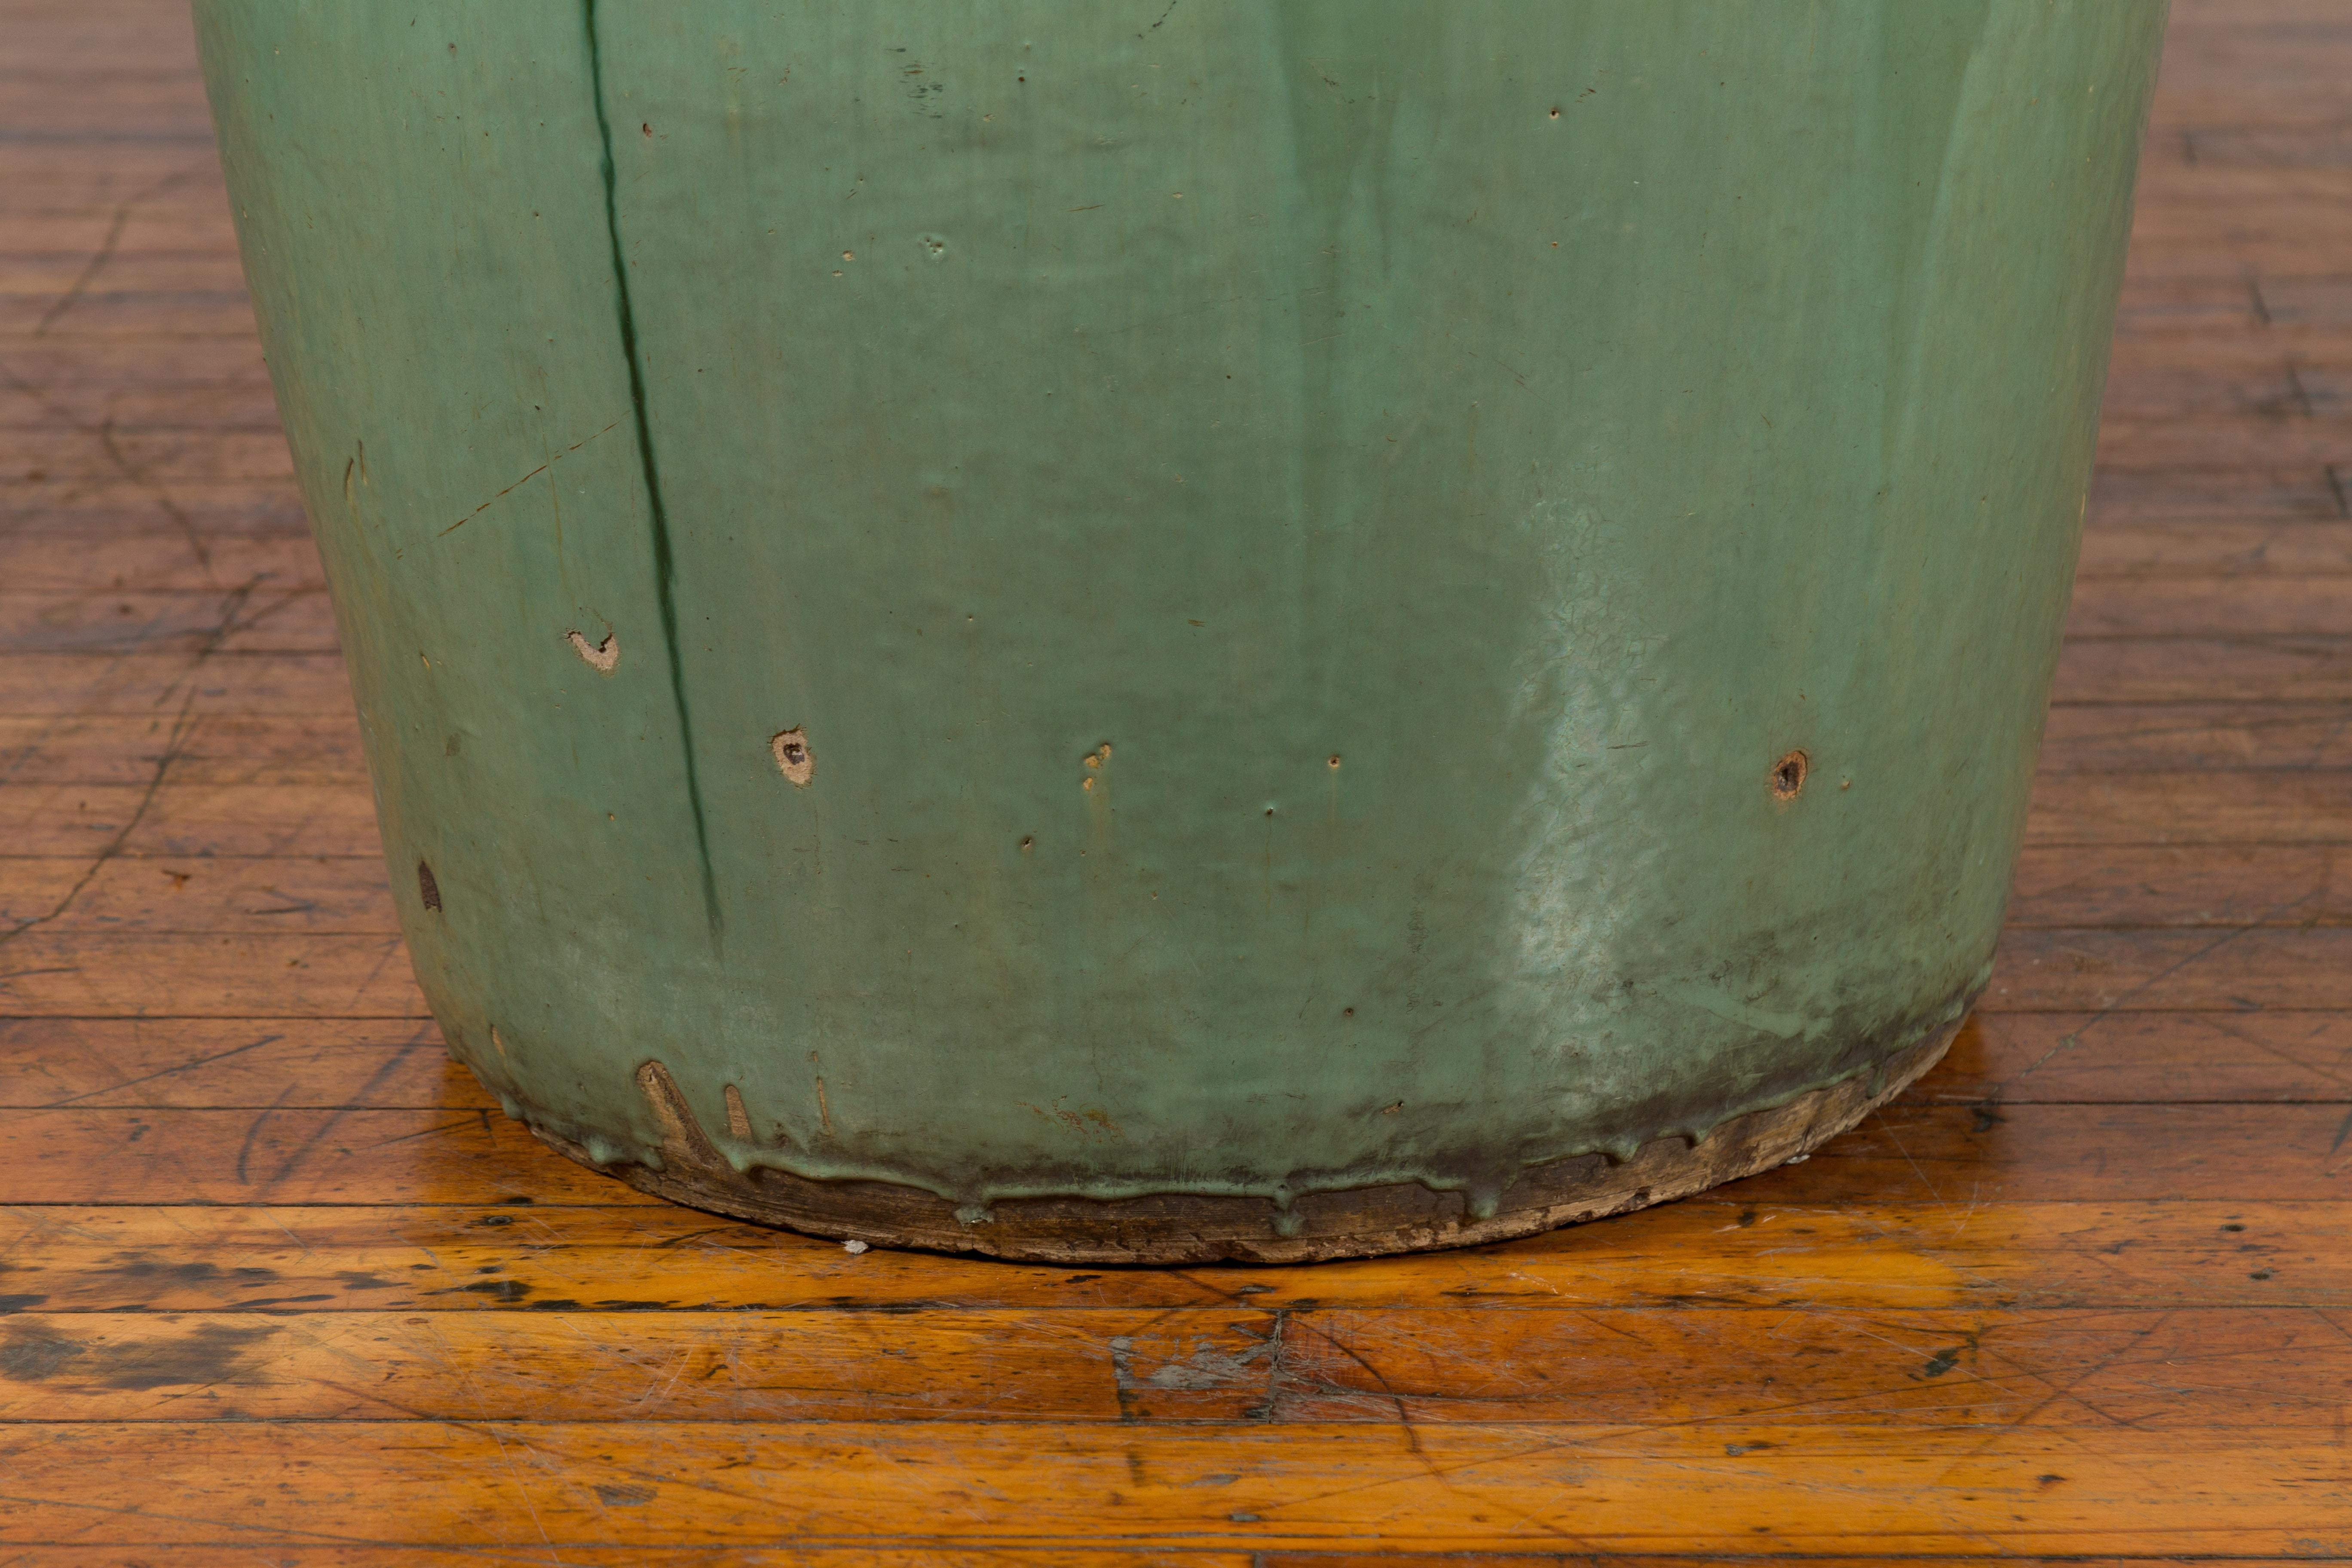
[583,0,722,936]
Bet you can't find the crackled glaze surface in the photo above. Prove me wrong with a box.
[195,1,2161,1248]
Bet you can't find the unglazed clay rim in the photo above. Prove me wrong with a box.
[515,1014,1963,1265]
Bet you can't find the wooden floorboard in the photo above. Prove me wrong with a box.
[4,0,2349,1560]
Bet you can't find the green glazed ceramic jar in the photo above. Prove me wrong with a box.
[197,2,2164,1261]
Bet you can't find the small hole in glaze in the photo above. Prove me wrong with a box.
[771,728,814,787]
[565,628,619,674]
[1770,750,1809,800]
[417,861,443,912]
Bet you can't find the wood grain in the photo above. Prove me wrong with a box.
[0,1305,2333,1425]
[1936,1010,2352,1102]
[2049,636,2352,702]
[0,1422,2340,1556]
[2006,844,2352,928]
[0,1555,1238,1568]
[3,0,2348,1556]
[4,1199,2339,1314]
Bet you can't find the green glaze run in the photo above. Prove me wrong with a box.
[196,2,2163,1217]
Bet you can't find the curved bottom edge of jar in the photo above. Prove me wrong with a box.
[511,1011,1968,1266]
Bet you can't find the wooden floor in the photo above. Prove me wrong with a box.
[4,1,2350,1562]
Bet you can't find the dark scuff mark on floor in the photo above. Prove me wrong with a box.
[0,1317,280,1391]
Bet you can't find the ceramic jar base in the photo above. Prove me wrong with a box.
[516,1017,1963,1266]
